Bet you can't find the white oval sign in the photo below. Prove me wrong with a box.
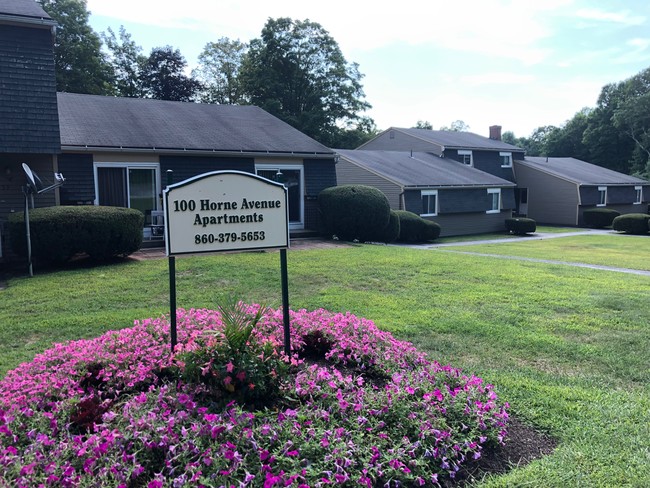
[163,171,289,255]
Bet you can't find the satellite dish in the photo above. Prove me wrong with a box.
[22,163,43,193]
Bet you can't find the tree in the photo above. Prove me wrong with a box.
[440,120,470,132]
[240,18,372,146]
[139,46,202,102]
[544,108,592,160]
[331,116,378,149]
[102,26,146,98]
[38,0,112,94]
[413,120,433,130]
[613,92,650,176]
[193,38,248,104]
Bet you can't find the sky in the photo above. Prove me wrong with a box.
[86,0,650,138]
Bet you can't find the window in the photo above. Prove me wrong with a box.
[421,190,438,216]
[94,163,160,223]
[634,186,643,204]
[457,150,473,166]
[597,186,607,206]
[487,188,501,213]
[499,152,512,168]
[256,164,304,229]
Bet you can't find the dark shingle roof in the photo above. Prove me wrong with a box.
[57,93,334,156]
[0,0,52,21]
[336,149,515,188]
[392,128,523,151]
[517,157,649,185]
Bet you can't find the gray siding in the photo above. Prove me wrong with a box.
[336,158,403,209]
[447,149,520,182]
[580,185,647,206]
[58,153,95,205]
[0,24,60,154]
[514,162,579,225]
[429,212,510,237]
[360,131,443,154]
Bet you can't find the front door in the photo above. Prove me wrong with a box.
[256,166,304,230]
[515,188,528,216]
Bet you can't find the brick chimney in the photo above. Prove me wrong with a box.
[489,125,502,141]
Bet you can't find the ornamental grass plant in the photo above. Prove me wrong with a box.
[0,305,508,487]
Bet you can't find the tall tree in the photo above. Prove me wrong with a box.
[544,108,591,160]
[439,120,470,132]
[140,46,202,102]
[413,120,433,130]
[38,0,112,94]
[102,26,146,98]
[193,38,248,104]
[240,18,371,147]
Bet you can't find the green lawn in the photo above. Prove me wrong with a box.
[1,235,649,486]
[435,225,581,243]
[443,234,650,271]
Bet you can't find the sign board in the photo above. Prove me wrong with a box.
[164,171,289,256]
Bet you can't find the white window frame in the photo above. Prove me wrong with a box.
[93,162,161,209]
[597,186,607,207]
[255,163,304,230]
[499,152,512,168]
[634,186,643,204]
[420,190,438,217]
[487,188,501,214]
[457,150,473,166]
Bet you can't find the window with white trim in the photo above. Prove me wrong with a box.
[487,188,501,213]
[597,186,607,206]
[457,150,473,166]
[421,190,438,217]
[634,186,643,204]
[499,152,512,168]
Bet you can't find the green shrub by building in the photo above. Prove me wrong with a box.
[583,208,620,228]
[612,213,650,235]
[395,210,441,243]
[505,217,537,235]
[378,210,400,243]
[318,185,392,242]
[8,206,144,263]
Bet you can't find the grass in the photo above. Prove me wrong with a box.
[443,234,650,271]
[1,234,649,486]
[435,225,581,243]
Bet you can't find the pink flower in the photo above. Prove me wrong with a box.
[226,361,234,373]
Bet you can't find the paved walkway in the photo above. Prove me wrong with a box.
[398,229,650,276]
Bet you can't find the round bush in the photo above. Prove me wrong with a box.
[318,185,390,242]
[395,210,441,243]
[583,208,620,228]
[8,205,144,263]
[376,209,400,243]
[0,305,509,487]
[505,217,537,235]
[612,213,650,235]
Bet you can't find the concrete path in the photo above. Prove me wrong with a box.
[398,229,650,276]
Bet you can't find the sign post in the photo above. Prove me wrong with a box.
[163,171,290,353]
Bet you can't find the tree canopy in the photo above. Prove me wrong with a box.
[102,26,146,98]
[139,46,202,102]
[239,18,372,147]
[193,38,248,104]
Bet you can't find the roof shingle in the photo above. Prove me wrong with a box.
[517,157,648,185]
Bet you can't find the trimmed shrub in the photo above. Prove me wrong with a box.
[612,213,650,235]
[318,185,391,242]
[583,208,620,228]
[505,217,537,235]
[395,210,441,243]
[8,205,144,263]
[377,209,400,243]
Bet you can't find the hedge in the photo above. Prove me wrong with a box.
[8,206,144,263]
[505,217,537,235]
[395,210,441,243]
[611,213,650,235]
[583,208,620,228]
[318,185,391,242]
[377,210,401,243]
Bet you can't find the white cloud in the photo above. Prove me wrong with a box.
[575,8,645,25]
[459,73,536,87]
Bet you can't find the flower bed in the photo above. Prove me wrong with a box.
[0,306,509,487]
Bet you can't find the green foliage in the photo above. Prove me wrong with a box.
[318,185,391,242]
[583,208,621,228]
[140,46,202,101]
[240,17,372,147]
[176,301,288,406]
[38,0,113,95]
[192,37,248,104]
[8,206,143,263]
[439,120,470,132]
[378,210,400,243]
[395,210,441,242]
[612,213,650,234]
[101,26,146,98]
[505,217,537,235]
